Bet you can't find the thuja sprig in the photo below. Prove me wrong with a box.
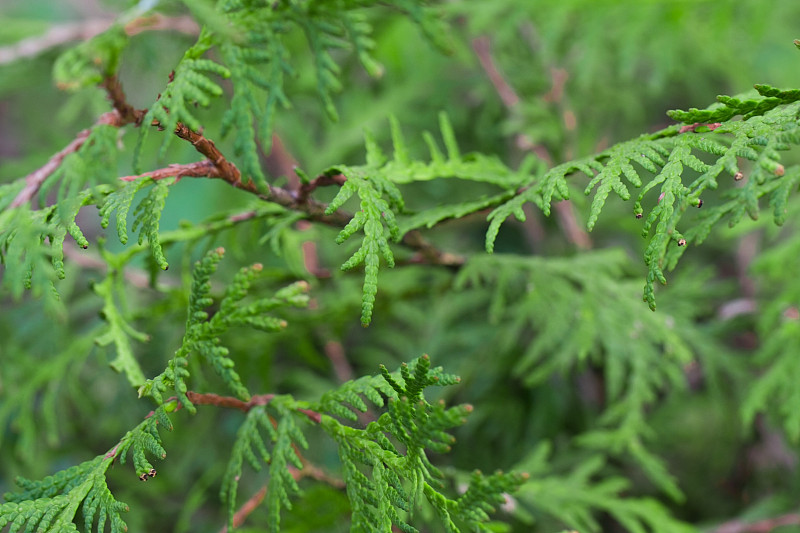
[137,247,309,412]
[317,355,525,532]
[0,402,178,533]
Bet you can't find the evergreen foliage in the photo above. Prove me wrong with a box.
[3,1,800,532]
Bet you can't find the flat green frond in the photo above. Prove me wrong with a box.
[399,192,515,235]
[131,179,173,270]
[219,18,292,191]
[484,187,542,253]
[139,249,309,410]
[325,170,401,326]
[317,374,397,422]
[326,114,541,324]
[341,11,384,77]
[99,178,152,245]
[319,356,508,532]
[43,125,119,215]
[136,29,230,163]
[743,228,800,440]
[294,11,345,122]
[584,138,668,230]
[2,456,129,533]
[539,158,599,213]
[0,188,104,304]
[668,83,800,123]
[433,470,527,532]
[115,403,173,480]
[487,98,800,310]
[221,406,275,527]
[265,405,307,531]
[384,0,454,54]
[0,334,94,464]
[378,113,532,188]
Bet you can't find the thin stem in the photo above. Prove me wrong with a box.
[185,391,321,423]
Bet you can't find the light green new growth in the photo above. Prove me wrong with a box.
[325,168,401,327]
[99,177,172,270]
[486,77,800,310]
[135,28,230,163]
[0,188,103,304]
[325,113,533,325]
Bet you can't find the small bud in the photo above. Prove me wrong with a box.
[251,263,263,272]
[696,199,703,208]
[635,213,643,219]
[775,164,785,177]
[734,171,744,181]
[658,192,666,204]
[677,238,687,246]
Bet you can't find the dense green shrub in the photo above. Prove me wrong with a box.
[2,1,800,532]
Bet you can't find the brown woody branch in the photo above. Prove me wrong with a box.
[10,72,462,268]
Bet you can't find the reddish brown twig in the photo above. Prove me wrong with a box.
[101,75,141,125]
[185,391,321,423]
[297,173,347,204]
[472,36,520,108]
[678,122,722,134]
[325,340,354,383]
[119,161,218,182]
[219,486,267,533]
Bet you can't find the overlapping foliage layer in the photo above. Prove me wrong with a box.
[3,1,800,532]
